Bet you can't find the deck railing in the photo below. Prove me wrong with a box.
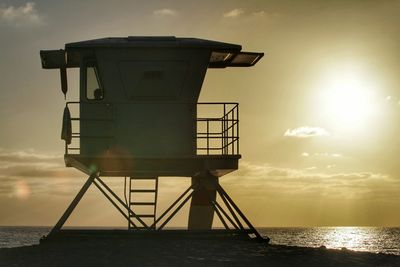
[64,102,239,156]
[196,102,239,155]
[64,101,114,155]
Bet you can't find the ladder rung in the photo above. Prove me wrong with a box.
[131,214,155,218]
[130,202,156,206]
[130,189,156,193]
[130,177,158,180]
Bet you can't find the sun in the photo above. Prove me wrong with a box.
[316,65,378,132]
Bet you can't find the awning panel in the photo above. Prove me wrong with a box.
[209,51,264,68]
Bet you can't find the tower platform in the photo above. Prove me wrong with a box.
[65,154,241,177]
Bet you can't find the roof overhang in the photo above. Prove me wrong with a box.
[40,37,264,69]
[65,36,242,51]
[208,51,264,68]
[40,49,93,69]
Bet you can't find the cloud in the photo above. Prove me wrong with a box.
[0,149,187,199]
[222,161,397,202]
[222,9,279,20]
[0,148,79,179]
[153,8,177,17]
[252,11,265,17]
[223,8,244,18]
[284,126,329,138]
[0,2,42,27]
[301,152,343,158]
[314,152,342,158]
[0,149,61,163]
[0,148,88,198]
[0,163,79,178]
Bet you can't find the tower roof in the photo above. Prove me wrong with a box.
[65,36,242,52]
[40,36,263,69]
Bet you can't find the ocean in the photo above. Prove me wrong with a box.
[0,226,399,255]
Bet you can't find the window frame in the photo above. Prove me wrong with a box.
[83,60,105,101]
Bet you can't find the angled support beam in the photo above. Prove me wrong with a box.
[199,184,230,230]
[212,202,229,229]
[212,199,239,230]
[92,180,138,229]
[217,185,267,242]
[217,188,244,230]
[95,176,149,228]
[151,186,192,228]
[157,190,194,230]
[49,173,97,236]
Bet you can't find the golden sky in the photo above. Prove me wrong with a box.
[0,0,400,227]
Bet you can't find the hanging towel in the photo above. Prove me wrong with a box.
[61,106,72,145]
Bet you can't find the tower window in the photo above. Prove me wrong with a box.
[86,64,103,100]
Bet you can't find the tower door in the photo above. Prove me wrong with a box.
[79,62,114,156]
[79,102,114,156]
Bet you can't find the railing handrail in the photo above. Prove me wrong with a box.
[65,101,115,154]
[198,102,238,105]
[64,101,239,156]
[196,102,239,155]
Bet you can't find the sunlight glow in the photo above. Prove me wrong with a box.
[317,65,379,132]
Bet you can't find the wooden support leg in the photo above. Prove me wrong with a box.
[188,171,218,230]
[48,173,97,236]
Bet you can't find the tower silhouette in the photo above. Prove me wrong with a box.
[40,36,266,241]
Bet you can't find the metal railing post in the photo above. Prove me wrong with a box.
[231,109,233,155]
[196,102,239,156]
[236,104,239,154]
[223,103,226,155]
[207,120,209,155]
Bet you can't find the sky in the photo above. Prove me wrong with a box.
[0,0,400,227]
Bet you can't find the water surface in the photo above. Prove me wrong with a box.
[1,226,399,255]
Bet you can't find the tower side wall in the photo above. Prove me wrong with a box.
[79,48,211,157]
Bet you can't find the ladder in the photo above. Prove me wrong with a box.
[128,177,158,230]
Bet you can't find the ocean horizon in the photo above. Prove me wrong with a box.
[0,226,399,256]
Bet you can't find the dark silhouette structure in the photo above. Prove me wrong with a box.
[40,36,265,241]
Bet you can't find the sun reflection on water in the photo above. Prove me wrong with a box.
[260,227,400,255]
[322,227,374,252]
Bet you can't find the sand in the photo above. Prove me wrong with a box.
[1,235,400,267]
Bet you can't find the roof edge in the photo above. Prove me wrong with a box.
[65,36,242,52]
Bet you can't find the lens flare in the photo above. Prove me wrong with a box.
[14,180,30,200]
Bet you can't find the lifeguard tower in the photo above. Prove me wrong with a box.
[40,36,266,241]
